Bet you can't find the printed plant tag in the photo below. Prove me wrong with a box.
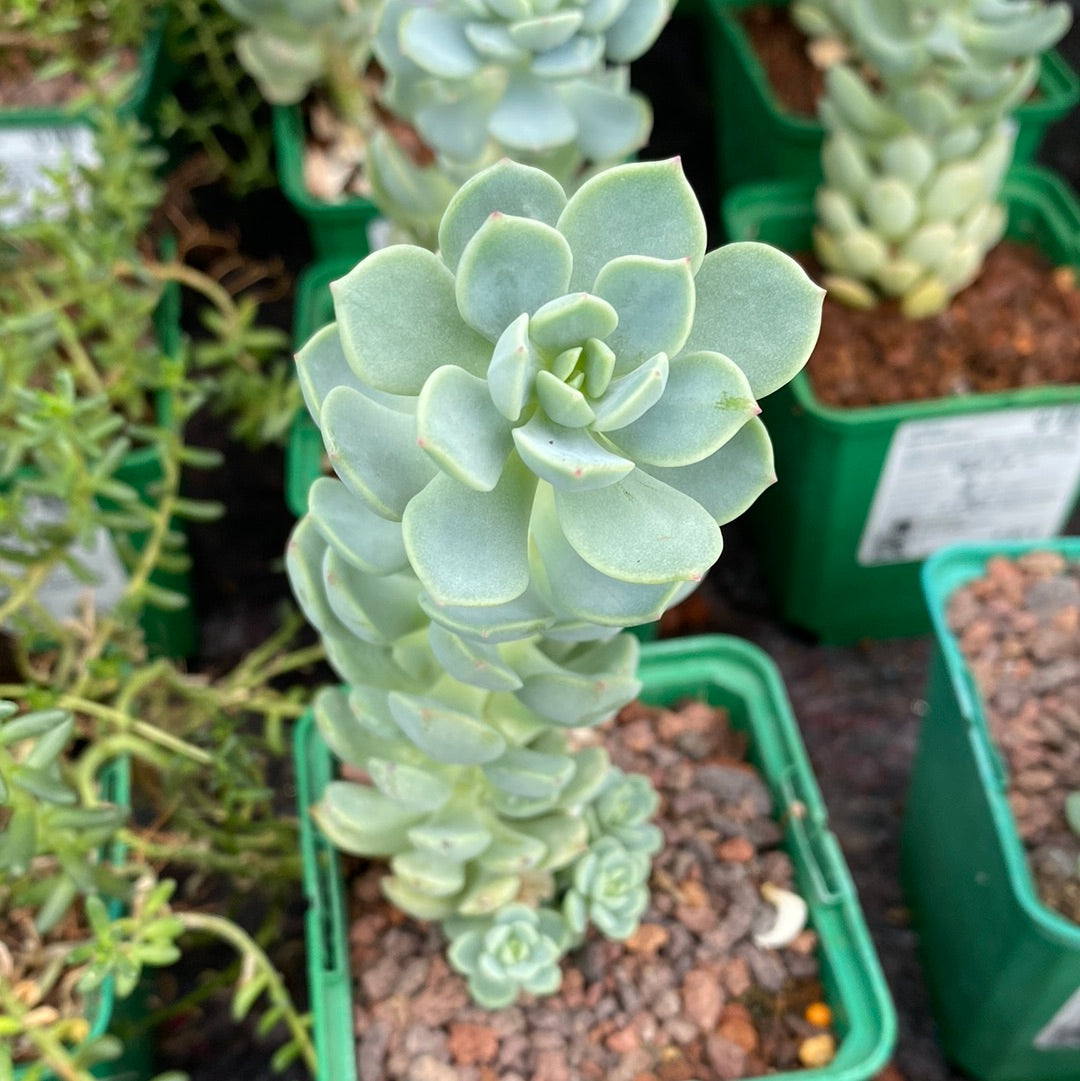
[0,125,99,226]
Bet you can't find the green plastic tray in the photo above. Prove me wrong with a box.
[295,634,897,1081]
[273,105,383,261]
[722,166,1080,643]
[14,757,153,1081]
[705,0,1080,193]
[901,539,1080,1081]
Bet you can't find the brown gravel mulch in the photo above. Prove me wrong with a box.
[740,4,826,117]
[947,550,1080,924]
[345,698,837,1081]
[804,244,1080,408]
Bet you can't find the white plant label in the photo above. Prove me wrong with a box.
[857,405,1080,567]
[0,125,99,226]
[1035,985,1080,1049]
[0,496,129,624]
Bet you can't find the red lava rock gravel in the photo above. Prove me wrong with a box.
[345,698,836,1081]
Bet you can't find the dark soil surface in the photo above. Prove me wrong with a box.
[947,551,1080,924]
[740,4,825,116]
[345,698,831,1081]
[804,243,1080,407]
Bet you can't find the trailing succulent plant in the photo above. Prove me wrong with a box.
[808,0,1071,317]
[288,156,823,1005]
[368,0,672,245]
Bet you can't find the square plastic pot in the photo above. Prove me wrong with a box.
[705,0,1080,193]
[901,538,1080,1081]
[273,105,384,262]
[721,166,1080,644]
[294,634,897,1081]
[13,757,154,1081]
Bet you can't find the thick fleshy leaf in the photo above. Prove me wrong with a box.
[332,247,489,394]
[428,623,524,691]
[382,877,458,920]
[582,337,616,397]
[457,871,522,914]
[643,416,775,525]
[456,214,573,341]
[391,851,466,897]
[321,630,414,692]
[322,386,436,521]
[560,79,651,162]
[349,685,407,742]
[488,312,543,421]
[529,292,618,355]
[557,745,611,806]
[531,487,678,624]
[440,159,568,274]
[414,90,500,164]
[285,517,336,633]
[559,159,707,291]
[603,0,670,60]
[529,33,604,77]
[535,370,595,427]
[315,781,424,856]
[404,457,538,607]
[581,0,631,31]
[421,587,554,643]
[518,814,589,869]
[483,747,576,798]
[313,687,397,768]
[400,8,483,78]
[556,469,722,583]
[309,477,409,576]
[489,74,579,151]
[323,551,426,645]
[464,21,528,61]
[417,365,514,490]
[389,692,507,764]
[590,351,668,431]
[369,758,453,812]
[508,11,584,51]
[593,256,694,373]
[408,814,493,861]
[681,244,823,399]
[608,350,756,467]
[295,323,363,423]
[513,413,633,490]
[517,664,639,727]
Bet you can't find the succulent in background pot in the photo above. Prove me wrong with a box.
[286,155,823,1002]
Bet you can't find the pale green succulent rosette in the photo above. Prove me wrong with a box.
[562,835,651,939]
[296,157,822,642]
[219,0,377,108]
[812,0,1071,316]
[374,0,665,164]
[288,156,822,1003]
[446,903,570,1007]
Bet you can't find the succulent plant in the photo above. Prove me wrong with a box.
[373,0,666,163]
[811,0,1071,317]
[218,0,379,120]
[562,836,650,939]
[585,766,663,853]
[446,903,569,1006]
[289,156,822,1004]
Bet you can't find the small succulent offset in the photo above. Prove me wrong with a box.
[289,157,822,1005]
[810,0,1071,317]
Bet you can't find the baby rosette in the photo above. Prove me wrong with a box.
[291,158,822,655]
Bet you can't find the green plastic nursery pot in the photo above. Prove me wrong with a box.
[273,105,384,261]
[0,19,169,227]
[704,0,1080,193]
[285,259,358,519]
[13,758,154,1081]
[295,634,897,1081]
[900,539,1080,1081]
[722,166,1080,644]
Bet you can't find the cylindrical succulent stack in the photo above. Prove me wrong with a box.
[287,157,823,1005]
[807,0,1071,317]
